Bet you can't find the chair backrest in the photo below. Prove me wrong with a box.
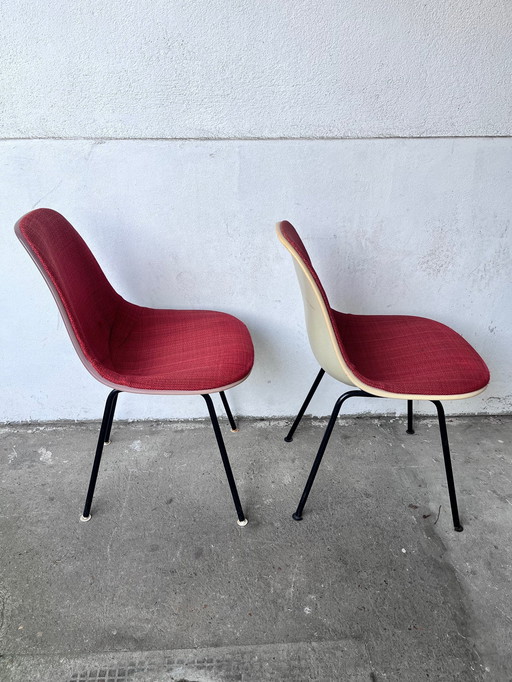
[15,208,122,381]
[276,220,357,386]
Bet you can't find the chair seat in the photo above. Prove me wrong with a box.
[333,311,490,396]
[98,305,254,392]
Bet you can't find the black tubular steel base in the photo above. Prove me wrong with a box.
[284,369,325,442]
[220,391,238,432]
[406,399,415,434]
[81,389,120,520]
[81,390,247,526]
[432,401,463,531]
[290,383,463,532]
[203,394,247,525]
[104,390,120,444]
[292,390,371,521]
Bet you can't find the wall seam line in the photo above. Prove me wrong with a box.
[1,135,511,143]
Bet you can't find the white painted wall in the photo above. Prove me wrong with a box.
[1,1,511,138]
[2,139,510,420]
[1,1,511,420]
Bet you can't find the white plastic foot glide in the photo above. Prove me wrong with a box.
[237,518,248,527]
[104,440,111,445]
[80,514,91,523]
[230,428,239,433]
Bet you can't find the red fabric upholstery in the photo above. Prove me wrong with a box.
[17,209,254,392]
[280,221,489,396]
[333,311,489,395]
[107,305,254,391]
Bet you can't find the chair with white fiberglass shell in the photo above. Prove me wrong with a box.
[16,208,254,527]
[276,220,489,532]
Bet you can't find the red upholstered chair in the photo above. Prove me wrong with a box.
[277,221,489,531]
[16,208,254,526]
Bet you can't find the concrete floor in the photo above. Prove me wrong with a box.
[1,412,511,681]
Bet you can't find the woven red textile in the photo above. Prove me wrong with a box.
[333,311,489,395]
[17,209,254,392]
[280,221,489,396]
[106,305,254,391]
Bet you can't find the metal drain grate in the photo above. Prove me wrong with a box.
[67,641,370,681]
[2,640,373,681]
[68,654,241,681]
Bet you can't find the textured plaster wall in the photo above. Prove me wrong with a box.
[1,1,511,420]
[2,139,511,420]
[1,0,511,138]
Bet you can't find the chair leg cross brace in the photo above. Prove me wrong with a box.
[289,383,463,532]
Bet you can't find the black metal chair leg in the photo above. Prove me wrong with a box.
[203,394,247,526]
[285,368,325,442]
[406,399,415,434]
[219,391,238,432]
[81,390,120,522]
[293,389,369,521]
[104,390,120,444]
[431,401,463,532]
